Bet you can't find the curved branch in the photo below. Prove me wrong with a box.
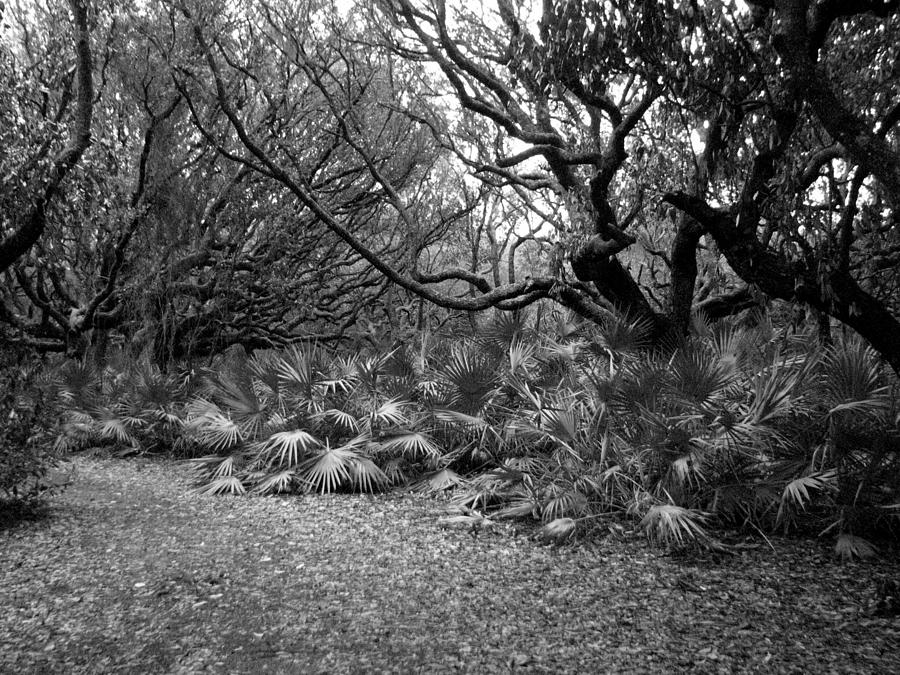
[0,0,93,272]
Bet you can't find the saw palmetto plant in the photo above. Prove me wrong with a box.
[187,344,443,495]
[43,308,900,552]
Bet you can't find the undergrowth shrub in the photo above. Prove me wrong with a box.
[0,346,58,503]
[185,344,442,495]
[46,309,900,556]
[51,355,188,456]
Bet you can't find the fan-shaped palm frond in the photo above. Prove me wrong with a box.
[614,358,670,414]
[431,408,488,428]
[418,467,465,493]
[187,402,243,452]
[252,469,296,495]
[709,320,750,374]
[507,340,536,380]
[747,353,814,426]
[92,407,135,445]
[130,363,182,412]
[248,350,284,403]
[668,343,737,407]
[354,352,392,394]
[835,533,877,561]
[205,374,269,440]
[53,359,101,407]
[593,307,655,356]
[436,344,499,415]
[820,338,890,420]
[257,429,320,467]
[277,343,323,404]
[538,407,580,445]
[314,408,360,434]
[777,470,836,525]
[542,489,588,522]
[379,431,441,459]
[299,441,361,493]
[639,502,710,548]
[348,457,389,492]
[366,399,409,429]
[195,475,246,496]
[380,458,408,486]
[481,310,531,351]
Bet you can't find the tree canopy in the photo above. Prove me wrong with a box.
[0,0,898,372]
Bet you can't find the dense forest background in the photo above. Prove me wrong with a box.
[2,0,900,555]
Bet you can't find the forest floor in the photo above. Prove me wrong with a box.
[0,457,898,674]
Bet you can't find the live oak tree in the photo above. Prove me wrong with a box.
[1,1,422,359]
[170,0,773,353]
[3,0,899,374]
[0,0,92,273]
[378,0,900,371]
[662,0,900,373]
[164,0,587,331]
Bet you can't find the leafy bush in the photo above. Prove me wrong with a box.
[0,347,58,503]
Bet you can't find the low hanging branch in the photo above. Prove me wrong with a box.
[0,0,94,273]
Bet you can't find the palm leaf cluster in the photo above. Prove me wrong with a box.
[443,311,900,552]
[43,309,900,553]
[185,344,443,496]
[51,358,186,455]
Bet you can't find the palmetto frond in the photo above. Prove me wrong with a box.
[92,407,135,445]
[709,320,750,373]
[252,469,296,495]
[329,354,361,388]
[380,458,408,486]
[314,408,360,434]
[277,343,322,403]
[506,340,537,380]
[366,399,409,429]
[542,489,588,522]
[538,407,580,444]
[436,344,499,415]
[206,374,269,440]
[615,358,670,414]
[256,429,320,467]
[354,352,392,394]
[187,402,243,452]
[777,470,837,525]
[299,438,366,493]
[418,467,465,493]
[131,363,183,412]
[820,338,891,420]
[481,310,531,351]
[747,353,815,426]
[640,502,710,548]
[431,408,489,428]
[379,431,441,459]
[834,533,878,561]
[593,307,655,356]
[348,457,389,492]
[53,359,101,407]
[248,350,284,404]
[195,475,246,496]
[668,343,737,407]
